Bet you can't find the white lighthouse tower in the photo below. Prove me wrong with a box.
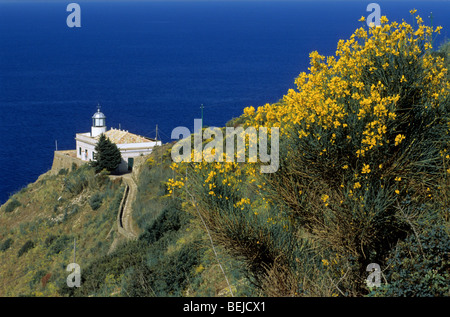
[91,105,107,137]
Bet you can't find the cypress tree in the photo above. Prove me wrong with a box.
[91,134,122,173]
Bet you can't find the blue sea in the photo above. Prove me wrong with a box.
[0,0,449,204]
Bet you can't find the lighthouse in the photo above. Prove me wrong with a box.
[74,105,162,172]
[91,106,107,137]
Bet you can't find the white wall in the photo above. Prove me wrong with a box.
[76,134,96,162]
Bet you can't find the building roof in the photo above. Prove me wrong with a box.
[92,109,106,119]
[96,128,154,144]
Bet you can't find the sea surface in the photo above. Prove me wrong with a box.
[0,0,449,204]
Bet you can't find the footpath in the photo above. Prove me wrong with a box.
[108,173,138,254]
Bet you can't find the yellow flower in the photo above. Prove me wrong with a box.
[395,176,402,182]
[240,16,449,185]
[416,15,423,24]
[354,182,361,189]
[322,259,329,266]
[395,189,400,195]
[321,194,330,206]
[243,106,255,116]
[395,134,406,146]
[361,164,371,174]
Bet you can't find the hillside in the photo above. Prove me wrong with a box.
[1,14,449,297]
[0,165,124,296]
[0,144,252,297]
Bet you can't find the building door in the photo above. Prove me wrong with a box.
[128,158,134,171]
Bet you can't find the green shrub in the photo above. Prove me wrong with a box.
[89,192,104,211]
[147,242,201,296]
[106,186,124,214]
[4,199,21,213]
[370,223,450,297]
[0,238,13,252]
[96,169,111,187]
[44,235,57,247]
[58,168,68,176]
[17,240,35,257]
[68,204,80,216]
[63,165,94,196]
[47,235,71,256]
[139,200,189,244]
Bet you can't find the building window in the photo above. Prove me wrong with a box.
[79,147,82,156]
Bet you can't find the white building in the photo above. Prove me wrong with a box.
[75,107,161,173]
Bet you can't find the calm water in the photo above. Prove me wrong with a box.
[0,0,449,204]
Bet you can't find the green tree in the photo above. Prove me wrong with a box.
[91,134,122,173]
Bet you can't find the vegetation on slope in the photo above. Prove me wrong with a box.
[1,146,253,297]
[0,164,123,296]
[169,13,450,297]
[66,144,253,297]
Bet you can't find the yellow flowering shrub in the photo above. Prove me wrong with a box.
[244,15,449,207]
[244,15,448,155]
[241,13,449,295]
[168,12,450,297]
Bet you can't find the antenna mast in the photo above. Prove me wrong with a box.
[200,104,204,130]
[73,238,76,264]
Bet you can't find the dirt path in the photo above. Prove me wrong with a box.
[108,173,138,254]
[118,173,139,239]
